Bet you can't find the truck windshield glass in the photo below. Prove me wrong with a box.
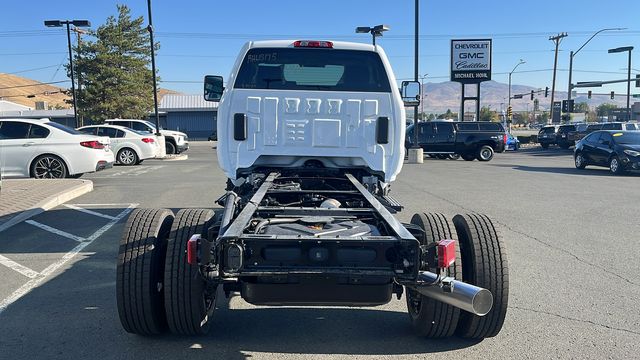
[234,48,391,92]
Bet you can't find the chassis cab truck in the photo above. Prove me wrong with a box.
[117,40,508,339]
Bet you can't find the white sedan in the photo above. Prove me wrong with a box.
[0,118,114,179]
[77,124,159,166]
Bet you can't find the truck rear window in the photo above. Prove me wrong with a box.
[234,48,392,92]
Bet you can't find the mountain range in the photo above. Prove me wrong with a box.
[421,80,630,113]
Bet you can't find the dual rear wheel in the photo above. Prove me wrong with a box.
[116,208,220,336]
[408,212,509,339]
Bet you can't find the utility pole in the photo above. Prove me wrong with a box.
[72,27,87,126]
[549,33,567,123]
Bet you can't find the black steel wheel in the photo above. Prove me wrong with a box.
[164,208,219,335]
[117,148,139,166]
[406,213,462,338]
[31,155,68,179]
[117,208,174,335]
[453,213,509,339]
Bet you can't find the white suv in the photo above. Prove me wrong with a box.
[104,119,189,155]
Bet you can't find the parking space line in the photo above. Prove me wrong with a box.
[69,203,139,207]
[0,204,137,315]
[25,221,86,242]
[63,204,117,220]
[0,254,39,279]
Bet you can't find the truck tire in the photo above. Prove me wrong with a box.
[453,213,508,339]
[476,145,494,161]
[164,208,218,335]
[117,208,174,335]
[406,213,462,338]
[165,141,176,155]
[462,153,475,161]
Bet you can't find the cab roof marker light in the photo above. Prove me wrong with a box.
[293,40,333,48]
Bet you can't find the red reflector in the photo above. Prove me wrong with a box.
[187,235,200,265]
[141,137,155,143]
[437,239,456,268]
[80,140,105,149]
[293,40,333,48]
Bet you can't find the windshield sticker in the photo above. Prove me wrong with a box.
[613,133,623,137]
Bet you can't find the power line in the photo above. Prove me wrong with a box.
[0,80,69,90]
[6,65,61,75]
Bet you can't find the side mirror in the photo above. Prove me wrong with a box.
[400,81,421,106]
[204,75,224,102]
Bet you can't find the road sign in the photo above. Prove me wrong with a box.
[552,101,561,123]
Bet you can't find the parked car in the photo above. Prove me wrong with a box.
[567,123,590,143]
[406,121,506,161]
[556,124,578,149]
[77,125,159,166]
[538,125,558,149]
[104,119,189,155]
[0,118,114,179]
[574,130,640,174]
[505,132,520,151]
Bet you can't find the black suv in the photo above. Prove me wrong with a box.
[538,125,558,149]
[556,124,577,149]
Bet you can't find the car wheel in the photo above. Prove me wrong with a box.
[574,153,587,169]
[68,173,84,179]
[117,148,139,166]
[609,156,625,175]
[448,154,460,160]
[406,213,462,338]
[165,141,176,155]
[462,153,475,161]
[31,155,68,179]
[559,143,570,150]
[117,208,174,335]
[453,214,509,339]
[476,145,494,161]
[540,143,549,149]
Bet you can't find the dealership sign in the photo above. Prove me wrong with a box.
[450,39,492,83]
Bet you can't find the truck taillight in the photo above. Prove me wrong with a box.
[80,140,105,149]
[437,239,456,268]
[503,134,508,144]
[293,40,333,48]
[141,137,155,143]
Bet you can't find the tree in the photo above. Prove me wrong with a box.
[71,5,158,123]
[479,106,498,122]
[596,103,617,119]
[574,102,589,113]
[437,109,457,120]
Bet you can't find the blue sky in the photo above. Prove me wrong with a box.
[1,0,639,96]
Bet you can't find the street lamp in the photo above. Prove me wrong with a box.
[355,24,389,46]
[146,0,162,138]
[609,46,634,120]
[419,73,428,120]
[508,59,526,108]
[567,28,626,104]
[44,19,91,128]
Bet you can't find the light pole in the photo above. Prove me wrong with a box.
[568,28,626,104]
[419,73,428,120]
[609,46,634,120]
[508,59,525,109]
[44,19,91,128]
[355,24,389,46]
[146,0,161,137]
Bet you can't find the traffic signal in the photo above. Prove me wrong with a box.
[545,87,549,97]
[507,105,513,119]
[588,90,592,99]
[562,99,574,112]
[530,90,534,100]
[636,74,640,88]
[611,91,615,99]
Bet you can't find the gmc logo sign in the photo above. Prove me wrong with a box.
[459,53,484,59]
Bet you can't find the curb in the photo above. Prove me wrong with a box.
[155,154,188,161]
[0,180,93,233]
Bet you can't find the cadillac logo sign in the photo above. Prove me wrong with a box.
[450,39,492,84]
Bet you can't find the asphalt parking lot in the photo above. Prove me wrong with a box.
[0,142,638,360]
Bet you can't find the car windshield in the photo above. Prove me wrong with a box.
[613,132,640,144]
[234,48,391,92]
[46,122,82,134]
[142,120,161,131]
[542,127,555,133]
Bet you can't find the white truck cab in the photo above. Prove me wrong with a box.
[205,40,418,184]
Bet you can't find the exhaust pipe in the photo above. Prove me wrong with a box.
[410,271,493,316]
